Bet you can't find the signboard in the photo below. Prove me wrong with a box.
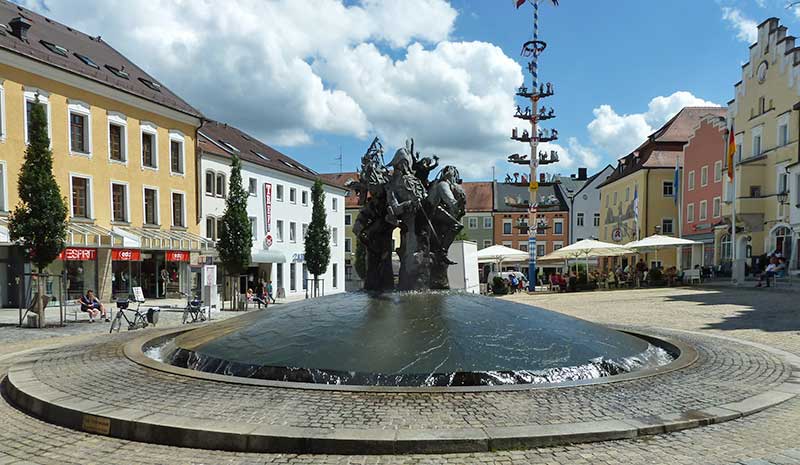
[611,228,623,243]
[292,253,305,263]
[111,249,141,261]
[166,251,190,262]
[58,247,97,261]
[264,234,273,249]
[132,286,145,303]
[529,181,539,192]
[203,265,217,287]
[264,183,272,233]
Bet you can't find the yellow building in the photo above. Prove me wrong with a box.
[0,4,205,305]
[719,17,800,274]
[598,107,725,270]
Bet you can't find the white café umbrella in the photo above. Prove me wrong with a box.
[476,245,529,265]
[539,239,633,275]
[625,234,701,265]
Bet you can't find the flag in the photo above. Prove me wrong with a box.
[515,0,526,7]
[633,187,639,224]
[673,158,680,206]
[727,123,736,181]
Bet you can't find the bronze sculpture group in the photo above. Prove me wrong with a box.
[351,138,466,291]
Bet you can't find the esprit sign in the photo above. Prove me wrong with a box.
[264,183,272,233]
[111,249,141,261]
[58,247,97,261]
[166,251,190,262]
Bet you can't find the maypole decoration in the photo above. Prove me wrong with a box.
[509,0,560,291]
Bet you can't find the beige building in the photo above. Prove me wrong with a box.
[719,17,800,273]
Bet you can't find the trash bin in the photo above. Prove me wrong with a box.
[26,313,39,328]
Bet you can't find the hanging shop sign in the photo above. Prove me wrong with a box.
[58,247,97,261]
[111,249,141,261]
[264,234,273,249]
[264,183,272,234]
[166,251,190,262]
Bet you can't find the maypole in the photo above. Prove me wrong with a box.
[510,0,560,291]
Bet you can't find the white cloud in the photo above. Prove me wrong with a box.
[587,91,719,158]
[721,7,758,44]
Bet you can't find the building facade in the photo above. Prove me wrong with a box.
[0,3,206,305]
[557,166,614,244]
[720,17,800,273]
[681,115,726,267]
[461,182,494,250]
[598,107,725,270]
[199,122,347,299]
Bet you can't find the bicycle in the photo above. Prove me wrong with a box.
[179,292,206,324]
[109,298,160,333]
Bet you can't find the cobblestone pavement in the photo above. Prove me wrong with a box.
[1,286,800,464]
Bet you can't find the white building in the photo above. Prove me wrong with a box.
[557,166,615,244]
[198,121,347,298]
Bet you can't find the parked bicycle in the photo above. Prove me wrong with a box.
[109,298,160,333]
[179,292,206,324]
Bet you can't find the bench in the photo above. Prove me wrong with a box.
[683,269,701,285]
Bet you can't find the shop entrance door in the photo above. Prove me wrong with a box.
[140,252,164,299]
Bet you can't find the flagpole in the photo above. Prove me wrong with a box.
[731,143,738,285]
[677,159,682,269]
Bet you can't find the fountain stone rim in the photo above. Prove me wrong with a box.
[124,327,698,393]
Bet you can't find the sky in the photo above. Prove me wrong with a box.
[14,0,800,180]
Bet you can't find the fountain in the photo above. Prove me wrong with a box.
[163,138,674,387]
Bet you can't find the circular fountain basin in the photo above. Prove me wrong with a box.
[165,292,673,387]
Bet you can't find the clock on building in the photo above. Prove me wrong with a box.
[757,61,768,84]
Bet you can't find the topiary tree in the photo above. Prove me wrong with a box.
[9,97,68,327]
[304,179,330,297]
[216,154,252,308]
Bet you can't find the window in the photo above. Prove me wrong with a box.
[0,163,6,211]
[503,219,512,235]
[713,197,721,218]
[345,214,352,226]
[661,218,674,235]
[24,90,51,144]
[699,200,707,221]
[686,203,695,223]
[519,242,528,252]
[468,217,478,229]
[249,217,257,238]
[536,243,546,256]
[216,173,226,198]
[111,183,128,223]
[169,135,184,174]
[483,240,492,249]
[302,223,308,239]
[139,77,162,92]
[759,96,766,114]
[289,187,297,204]
[778,172,789,195]
[576,213,584,227]
[663,181,674,197]
[248,178,257,196]
[700,166,708,187]
[553,219,564,235]
[302,191,308,206]
[333,263,338,288]
[714,161,722,183]
[593,213,600,227]
[750,185,762,198]
[779,116,789,146]
[289,222,296,242]
[290,264,296,291]
[205,171,215,196]
[553,242,564,251]
[752,129,762,157]
[276,263,284,290]
[688,171,695,191]
[625,187,630,201]
[141,126,157,169]
[345,237,352,253]
[171,192,185,227]
[205,217,216,240]
[108,113,127,162]
[483,217,492,229]
[332,197,338,211]
[40,40,68,56]
[613,191,618,205]
[797,175,800,206]
[276,220,284,242]
[276,185,284,201]
[74,52,99,69]
[70,176,90,219]
[332,227,338,247]
[105,64,130,79]
[605,194,609,208]
[68,101,91,155]
[0,81,5,140]
[144,188,158,225]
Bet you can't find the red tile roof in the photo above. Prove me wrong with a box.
[318,172,360,208]
[462,181,493,212]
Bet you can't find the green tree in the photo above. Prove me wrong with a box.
[454,229,469,241]
[304,179,331,296]
[9,97,68,327]
[216,155,252,306]
[353,238,366,280]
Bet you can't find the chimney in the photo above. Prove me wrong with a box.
[539,173,546,183]
[9,16,32,41]
[578,167,588,180]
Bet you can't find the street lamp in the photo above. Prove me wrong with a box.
[777,190,789,205]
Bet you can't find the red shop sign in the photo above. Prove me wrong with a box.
[166,251,190,262]
[58,247,97,261]
[111,249,141,261]
[264,183,272,234]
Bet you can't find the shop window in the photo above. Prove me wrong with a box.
[144,188,158,225]
[111,183,128,223]
[205,171,215,196]
[172,192,185,227]
[215,173,226,198]
[141,125,157,169]
[290,263,296,291]
[70,176,91,219]
[289,222,296,243]
[170,137,184,174]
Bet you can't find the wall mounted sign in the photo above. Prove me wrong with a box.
[111,249,141,261]
[166,251,190,262]
[264,183,272,234]
[58,247,97,261]
[611,228,623,243]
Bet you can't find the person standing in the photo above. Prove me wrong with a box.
[266,280,276,304]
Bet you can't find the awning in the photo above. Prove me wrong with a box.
[117,227,214,252]
[251,250,287,264]
[67,222,122,247]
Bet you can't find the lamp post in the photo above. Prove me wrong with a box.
[509,0,560,292]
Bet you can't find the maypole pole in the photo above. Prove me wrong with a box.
[509,0,560,292]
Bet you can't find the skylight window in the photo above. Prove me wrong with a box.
[219,140,239,153]
[280,160,294,169]
[251,149,269,161]
[74,52,100,69]
[105,64,129,79]
[139,77,162,92]
[40,40,68,57]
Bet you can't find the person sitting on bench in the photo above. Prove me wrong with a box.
[79,289,109,322]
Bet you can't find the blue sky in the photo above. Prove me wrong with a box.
[19,0,799,180]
